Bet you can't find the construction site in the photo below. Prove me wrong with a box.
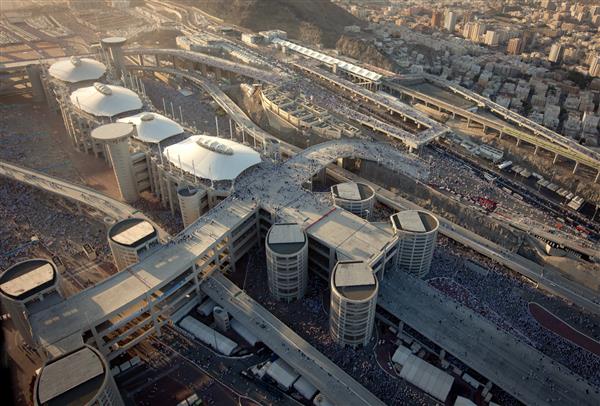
[1,2,600,406]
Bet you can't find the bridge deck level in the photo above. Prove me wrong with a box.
[379,270,600,406]
[203,273,385,406]
[385,79,600,173]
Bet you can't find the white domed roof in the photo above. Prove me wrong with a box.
[117,112,184,144]
[48,57,106,83]
[70,82,142,117]
[163,135,261,181]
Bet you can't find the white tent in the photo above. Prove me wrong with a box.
[118,112,183,143]
[70,82,142,117]
[49,57,106,83]
[179,316,237,356]
[163,135,261,181]
[266,358,300,391]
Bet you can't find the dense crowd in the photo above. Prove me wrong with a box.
[242,252,435,406]
[427,237,600,388]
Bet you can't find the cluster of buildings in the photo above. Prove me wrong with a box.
[334,0,600,144]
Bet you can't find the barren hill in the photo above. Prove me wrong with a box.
[181,0,362,47]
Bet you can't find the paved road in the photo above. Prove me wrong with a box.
[203,272,386,406]
[379,270,600,406]
[0,159,169,238]
[325,167,600,315]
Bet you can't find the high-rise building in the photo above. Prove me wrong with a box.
[34,345,124,406]
[471,22,486,42]
[507,38,524,55]
[329,261,378,347]
[265,223,309,302]
[589,55,600,77]
[391,211,439,278]
[431,11,443,28]
[484,30,499,46]
[444,11,457,32]
[549,43,563,63]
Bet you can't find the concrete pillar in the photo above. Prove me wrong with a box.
[91,123,138,203]
[101,37,127,79]
[155,55,160,67]
[25,64,45,102]
[572,162,579,174]
[466,118,471,128]
[553,153,559,165]
[516,138,521,147]
[138,54,144,66]
[177,187,203,228]
[595,170,599,184]
[498,131,503,139]
[534,145,539,155]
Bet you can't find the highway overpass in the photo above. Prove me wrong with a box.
[383,78,600,180]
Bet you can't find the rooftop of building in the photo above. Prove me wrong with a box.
[48,56,106,83]
[91,121,134,142]
[70,82,142,117]
[267,223,306,255]
[108,218,157,247]
[391,210,438,234]
[0,259,56,300]
[163,135,262,182]
[332,260,377,301]
[36,346,106,406]
[331,182,374,201]
[117,112,184,144]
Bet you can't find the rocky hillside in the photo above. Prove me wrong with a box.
[336,34,397,72]
[180,0,362,47]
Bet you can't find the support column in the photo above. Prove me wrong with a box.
[498,130,503,139]
[595,170,599,184]
[91,123,138,203]
[26,64,45,102]
[516,138,521,147]
[572,162,579,174]
[534,145,539,155]
[553,153,559,165]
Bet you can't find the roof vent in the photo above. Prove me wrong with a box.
[94,82,112,96]
[141,113,155,121]
[196,138,234,155]
[70,56,82,67]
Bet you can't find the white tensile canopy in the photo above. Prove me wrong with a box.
[48,56,106,83]
[163,135,261,181]
[117,112,184,144]
[70,82,142,117]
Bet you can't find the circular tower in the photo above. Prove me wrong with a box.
[331,182,375,219]
[91,122,138,203]
[329,260,378,347]
[391,210,439,278]
[177,186,203,228]
[34,345,124,406]
[107,218,158,271]
[265,223,309,302]
[101,36,127,79]
[0,259,64,346]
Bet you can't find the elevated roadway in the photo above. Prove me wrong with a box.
[0,159,168,238]
[203,273,385,406]
[384,79,600,178]
[123,48,287,84]
[379,270,600,406]
[325,168,600,315]
[291,59,449,149]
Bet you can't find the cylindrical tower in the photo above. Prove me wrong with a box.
[107,218,159,271]
[34,345,124,406]
[0,259,64,346]
[177,187,203,228]
[91,122,138,203]
[101,37,127,79]
[265,223,308,302]
[391,210,439,278]
[331,182,375,219]
[329,260,378,347]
